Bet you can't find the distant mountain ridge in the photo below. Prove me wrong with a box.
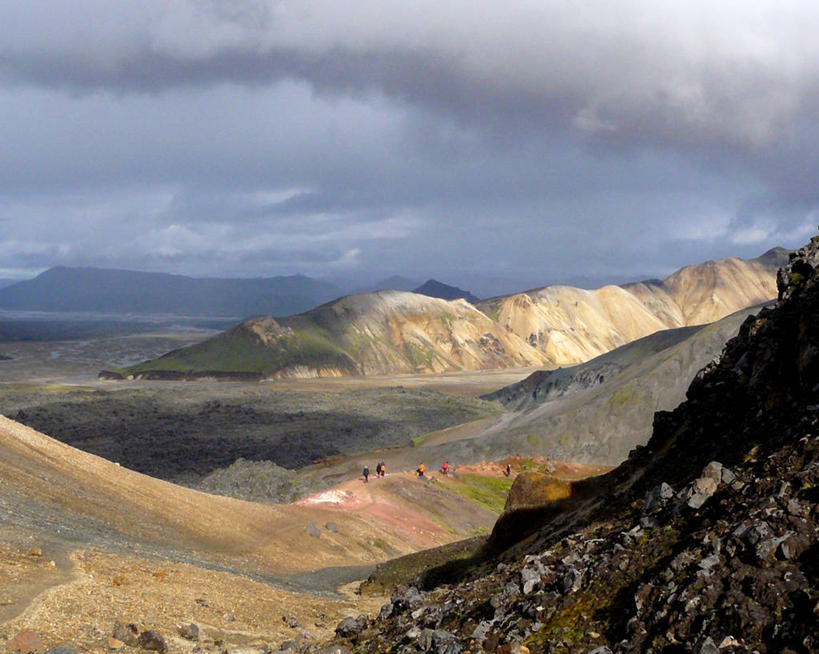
[0,266,342,318]
[115,248,788,380]
[353,275,420,294]
[413,279,480,303]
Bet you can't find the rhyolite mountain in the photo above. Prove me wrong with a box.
[0,266,342,318]
[327,241,819,653]
[115,249,787,380]
[413,279,480,303]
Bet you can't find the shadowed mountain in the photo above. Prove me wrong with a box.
[406,303,765,468]
[413,279,480,303]
[116,249,786,380]
[0,266,342,318]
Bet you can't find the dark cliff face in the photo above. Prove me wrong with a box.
[330,237,819,653]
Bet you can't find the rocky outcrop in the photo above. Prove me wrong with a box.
[328,239,819,652]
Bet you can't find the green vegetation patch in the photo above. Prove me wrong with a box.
[125,319,357,376]
[447,473,514,513]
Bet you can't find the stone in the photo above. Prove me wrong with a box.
[779,533,808,560]
[178,623,199,641]
[686,477,718,509]
[25,547,43,558]
[701,461,723,482]
[9,630,44,654]
[282,615,301,629]
[112,622,140,648]
[405,626,421,640]
[107,639,125,651]
[417,629,461,653]
[137,630,167,653]
[42,649,76,654]
[307,523,321,538]
[470,621,493,641]
[787,498,807,516]
[644,483,674,512]
[755,535,788,561]
[335,616,366,638]
[520,567,540,594]
[325,522,339,533]
[588,648,613,654]
[560,567,582,594]
[693,636,719,654]
[698,554,720,571]
[392,585,425,612]
[314,647,351,654]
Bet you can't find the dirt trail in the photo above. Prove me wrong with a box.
[296,471,497,550]
[0,538,76,624]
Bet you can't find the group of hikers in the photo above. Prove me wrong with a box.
[362,460,512,482]
[361,461,386,482]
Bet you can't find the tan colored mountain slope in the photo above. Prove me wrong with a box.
[123,249,787,378]
[477,251,784,365]
[0,415,494,577]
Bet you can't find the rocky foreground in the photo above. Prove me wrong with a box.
[324,239,819,652]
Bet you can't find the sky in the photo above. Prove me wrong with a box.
[2,1,819,297]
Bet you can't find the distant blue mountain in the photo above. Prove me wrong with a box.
[413,279,480,303]
[0,266,342,318]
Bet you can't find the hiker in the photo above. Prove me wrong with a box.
[504,463,511,477]
[377,461,386,477]
[441,461,449,475]
[363,464,370,483]
[416,462,426,478]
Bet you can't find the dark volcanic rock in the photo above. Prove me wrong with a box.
[137,630,167,653]
[329,234,819,652]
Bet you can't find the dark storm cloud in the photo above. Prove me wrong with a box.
[1,1,819,289]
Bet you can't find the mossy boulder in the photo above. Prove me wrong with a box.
[504,472,572,510]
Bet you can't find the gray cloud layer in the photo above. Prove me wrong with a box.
[1,1,818,293]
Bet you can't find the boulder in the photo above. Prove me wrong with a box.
[112,622,140,648]
[137,630,167,653]
[335,615,367,639]
[700,461,723,482]
[178,623,199,641]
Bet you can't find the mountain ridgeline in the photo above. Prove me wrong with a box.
[0,266,342,318]
[114,249,787,380]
